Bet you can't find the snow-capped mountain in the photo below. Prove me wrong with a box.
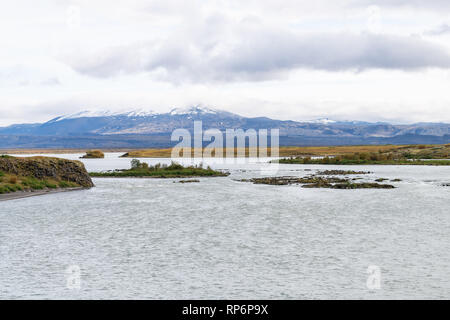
[48,106,222,122]
[0,106,449,148]
[47,109,159,123]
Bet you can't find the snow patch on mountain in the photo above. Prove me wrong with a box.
[121,109,158,117]
[48,109,158,122]
[48,106,222,122]
[169,106,218,115]
[302,118,337,124]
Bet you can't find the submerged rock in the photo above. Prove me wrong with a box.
[175,179,200,183]
[237,176,348,186]
[302,182,394,189]
[238,175,395,189]
[330,182,394,189]
[316,170,371,175]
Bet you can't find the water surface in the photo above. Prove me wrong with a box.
[1,153,449,299]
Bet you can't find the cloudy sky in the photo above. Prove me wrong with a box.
[1,0,450,126]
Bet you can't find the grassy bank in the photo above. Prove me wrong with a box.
[0,172,79,194]
[276,155,450,165]
[0,148,130,155]
[0,155,93,194]
[3,144,449,159]
[274,144,450,165]
[120,145,409,158]
[119,144,450,158]
[89,160,229,178]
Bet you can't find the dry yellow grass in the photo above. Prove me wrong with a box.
[3,144,448,158]
[1,148,130,154]
[80,150,105,158]
[275,145,407,157]
[121,145,410,158]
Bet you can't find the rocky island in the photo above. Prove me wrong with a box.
[0,155,94,200]
[89,160,229,178]
[237,170,396,189]
[80,150,105,159]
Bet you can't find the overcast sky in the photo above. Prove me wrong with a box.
[1,0,450,125]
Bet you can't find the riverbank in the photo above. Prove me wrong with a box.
[0,156,94,199]
[3,144,449,160]
[0,187,87,202]
[119,145,412,158]
[275,158,450,165]
[275,144,450,165]
[0,148,131,155]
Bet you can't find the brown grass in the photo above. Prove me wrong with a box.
[2,144,449,158]
[121,145,409,158]
[0,148,131,154]
[80,150,105,158]
[8,176,17,184]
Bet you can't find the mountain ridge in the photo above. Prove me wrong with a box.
[1,106,449,148]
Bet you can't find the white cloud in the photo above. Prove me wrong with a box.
[1,0,450,125]
[355,0,450,10]
[67,23,450,81]
[426,24,450,36]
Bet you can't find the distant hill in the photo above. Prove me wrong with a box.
[0,106,449,148]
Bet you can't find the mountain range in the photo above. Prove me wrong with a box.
[1,106,449,148]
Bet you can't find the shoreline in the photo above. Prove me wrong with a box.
[90,175,229,179]
[0,148,132,154]
[0,187,88,202]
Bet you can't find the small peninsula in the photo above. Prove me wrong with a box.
[0,155,94,200]
[89,160,229,178]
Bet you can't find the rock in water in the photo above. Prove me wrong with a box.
[80,150,105,159]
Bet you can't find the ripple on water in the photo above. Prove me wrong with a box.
[0,154,449,299]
